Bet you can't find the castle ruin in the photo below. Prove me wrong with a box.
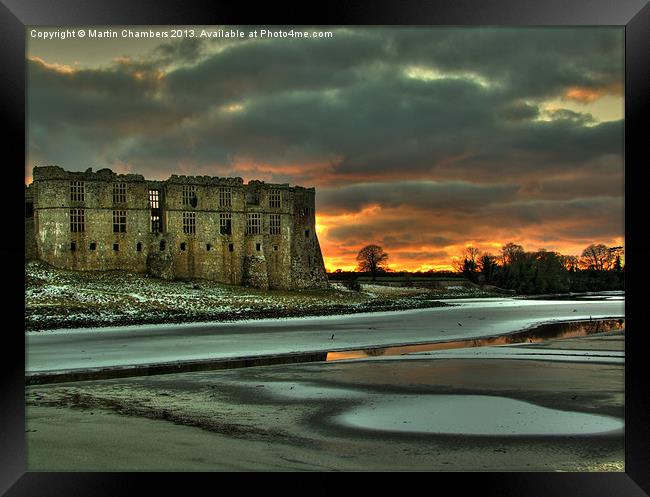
[25,166,329,290]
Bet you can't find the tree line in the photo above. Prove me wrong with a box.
[454,243,624,294]
[330,242,624,295]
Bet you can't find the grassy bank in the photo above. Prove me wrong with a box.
[25,260,497,331]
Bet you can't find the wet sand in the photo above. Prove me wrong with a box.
[26,333,624,471]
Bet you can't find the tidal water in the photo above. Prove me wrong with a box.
[326,318,624,361]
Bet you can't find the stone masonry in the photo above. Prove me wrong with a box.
[25,166,329,290]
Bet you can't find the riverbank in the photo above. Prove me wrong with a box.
[26,332,624,471]
[26,260,503,331]
[26,297,624,373]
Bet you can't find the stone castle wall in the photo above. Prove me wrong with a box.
[25,185,38,260]
[27,166,329,290]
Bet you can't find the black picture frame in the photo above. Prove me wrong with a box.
[2,0,649,494]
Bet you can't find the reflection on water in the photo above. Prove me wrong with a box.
[326,319,624,362]
[521,292,624,301]
[335,394,624,436]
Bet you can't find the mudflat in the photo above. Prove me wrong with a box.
[26,333,624,471]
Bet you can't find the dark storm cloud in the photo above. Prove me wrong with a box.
[28,58,176,131]
[522,168,624,200]
[153,37,208,65]
[161,27,623,107]
[387,27,623,99]
[317,181,519,214]
[222,75,499,172]
[164,31,382,108]
[28,28,623,180]
[326,218,456,250]
[27,28,624,265]
[482,197,622,226]
[498,102,540,122]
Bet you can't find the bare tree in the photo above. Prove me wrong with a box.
[581,244,614,270]
[356,245,389,281]
[478,253,498,283]
[560,255,580,272]
[501,242,525,265]
[465,246,480,265]
[463,245,480,276]
[453,246,480,266]
[608,246,624,270]
[452,246,481,281]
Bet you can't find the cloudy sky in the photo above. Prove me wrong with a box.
[26,26,624,271]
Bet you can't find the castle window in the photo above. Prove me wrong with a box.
[182,185,197,207]
[113,243,119,251]
[272,244,279,251]
[113,210,127,233]
[206,243,212,251]
[180,242,186,251]
[305,228,310,238]
[149,189,160,209]
[159,240,166,251]
[89,242,96,251]
[70,181,84,202]
[136,242,142,252]
[246,213,261,235]
[256,243,261,251]
[113,182,127,204]
[228,243,234,252]
[219,213,232,235]
[269,214,281,235]
[219,187,232,208]
[269,189,281,209]
[246,191,260,205]
[25,202,34,218]
[149,189,163,233]
[151,214,162,233]
[182,212,196,234]
[70,208,85,232]
[70,241,76,252]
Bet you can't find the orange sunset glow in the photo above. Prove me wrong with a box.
[26,27,624,272]
[564,87,604,104]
